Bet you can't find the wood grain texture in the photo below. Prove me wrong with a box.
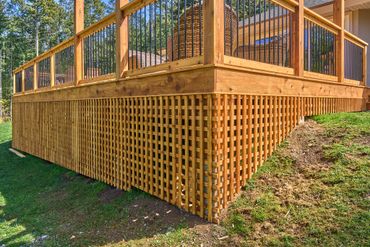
[12,93,363,223]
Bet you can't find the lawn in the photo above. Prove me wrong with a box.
[0,112,369,246]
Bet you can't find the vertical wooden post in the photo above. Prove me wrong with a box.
[116,0,129,79]
[74,0,84,84]
[363,45,367,86]
[50,54,55,87]
[34,63,38,90]
[292,0,304,77]
[204,0,225,65]
[333,0,344,82]
[21,70,25,93]
[13,73,16,94]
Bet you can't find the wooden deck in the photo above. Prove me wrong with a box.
[12,0,368,222]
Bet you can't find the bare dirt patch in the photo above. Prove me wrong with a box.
[99,187,124,204]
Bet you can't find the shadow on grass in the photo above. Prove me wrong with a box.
[0,140,207,246]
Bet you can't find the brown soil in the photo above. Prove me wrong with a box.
[89,119,364,246]
[98,187,124,204]
[114,120,328,246]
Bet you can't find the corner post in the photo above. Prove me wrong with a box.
[333,0,344,82]
[74,0,84,85]
[204,0,225,65]
[292,0,304,77]
[116,0,129,79]
[363,45,367,86]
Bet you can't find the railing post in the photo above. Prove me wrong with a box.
[204,0,225,65]
[50,54,55,88]
[21,70,25,93]
[363,45,367,86]
[116,0,129,79]
[34,63,38,90]
[333,0,344,82]
[74,0,84,85]
[13,73,15,94]
[292,0,304,77]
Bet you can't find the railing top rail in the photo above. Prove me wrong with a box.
[303,7,341,34]
[120,0,156,17]
[76,13,115,38]
[271,0,298,11]
[344,30,368,47]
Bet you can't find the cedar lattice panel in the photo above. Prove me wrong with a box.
[12,94,363,222]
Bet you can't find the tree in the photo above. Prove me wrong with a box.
[0,0,115,119]
[0,0,9,118]
[85,0,113,27]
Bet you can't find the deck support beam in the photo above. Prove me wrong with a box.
[204,0,225,65]
[292,0,304,77]
[74,0,84,84]
[116,0,129,79]
[333,0,344,82]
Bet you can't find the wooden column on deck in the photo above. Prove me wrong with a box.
[204,0,225,65]
[12,73,15,94]
[33,63,37,90]
[363,46,367,86]
[21,70,25,93]
[333,0,344,82]
[50,54,55,87]
[292,0,304,77]
[116,0,129,79]
[74,0,84,84]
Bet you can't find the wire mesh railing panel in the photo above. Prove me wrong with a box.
[128,0,203,71]
[344,39,363,81]
[25,66,34,91]
[37,57,51,88]
[83,23,116,80]
[15,72,22,93]
[224,0,293,68]
[304,19,336,76]
[55,45,75,84]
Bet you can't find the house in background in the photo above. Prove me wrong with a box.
[309,0,370,85]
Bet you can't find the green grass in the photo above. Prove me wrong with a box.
[223,112,370,246]
[0,121,150,246]
[1,112,369,246]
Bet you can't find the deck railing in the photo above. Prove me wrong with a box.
[225,0,294,68]
[344,33,366,82]
[82,16,116,81]
[54,42,75,85]
[12,0,368,95]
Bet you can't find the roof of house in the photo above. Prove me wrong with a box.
[305,0,332,8]
[237,0,329,27]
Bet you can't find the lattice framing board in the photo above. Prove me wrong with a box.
[12,94,363,222]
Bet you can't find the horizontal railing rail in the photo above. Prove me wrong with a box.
[12,0,369,96]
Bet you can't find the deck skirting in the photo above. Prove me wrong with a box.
[12,94,363,222]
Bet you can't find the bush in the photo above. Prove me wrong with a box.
[0,98,11,121]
